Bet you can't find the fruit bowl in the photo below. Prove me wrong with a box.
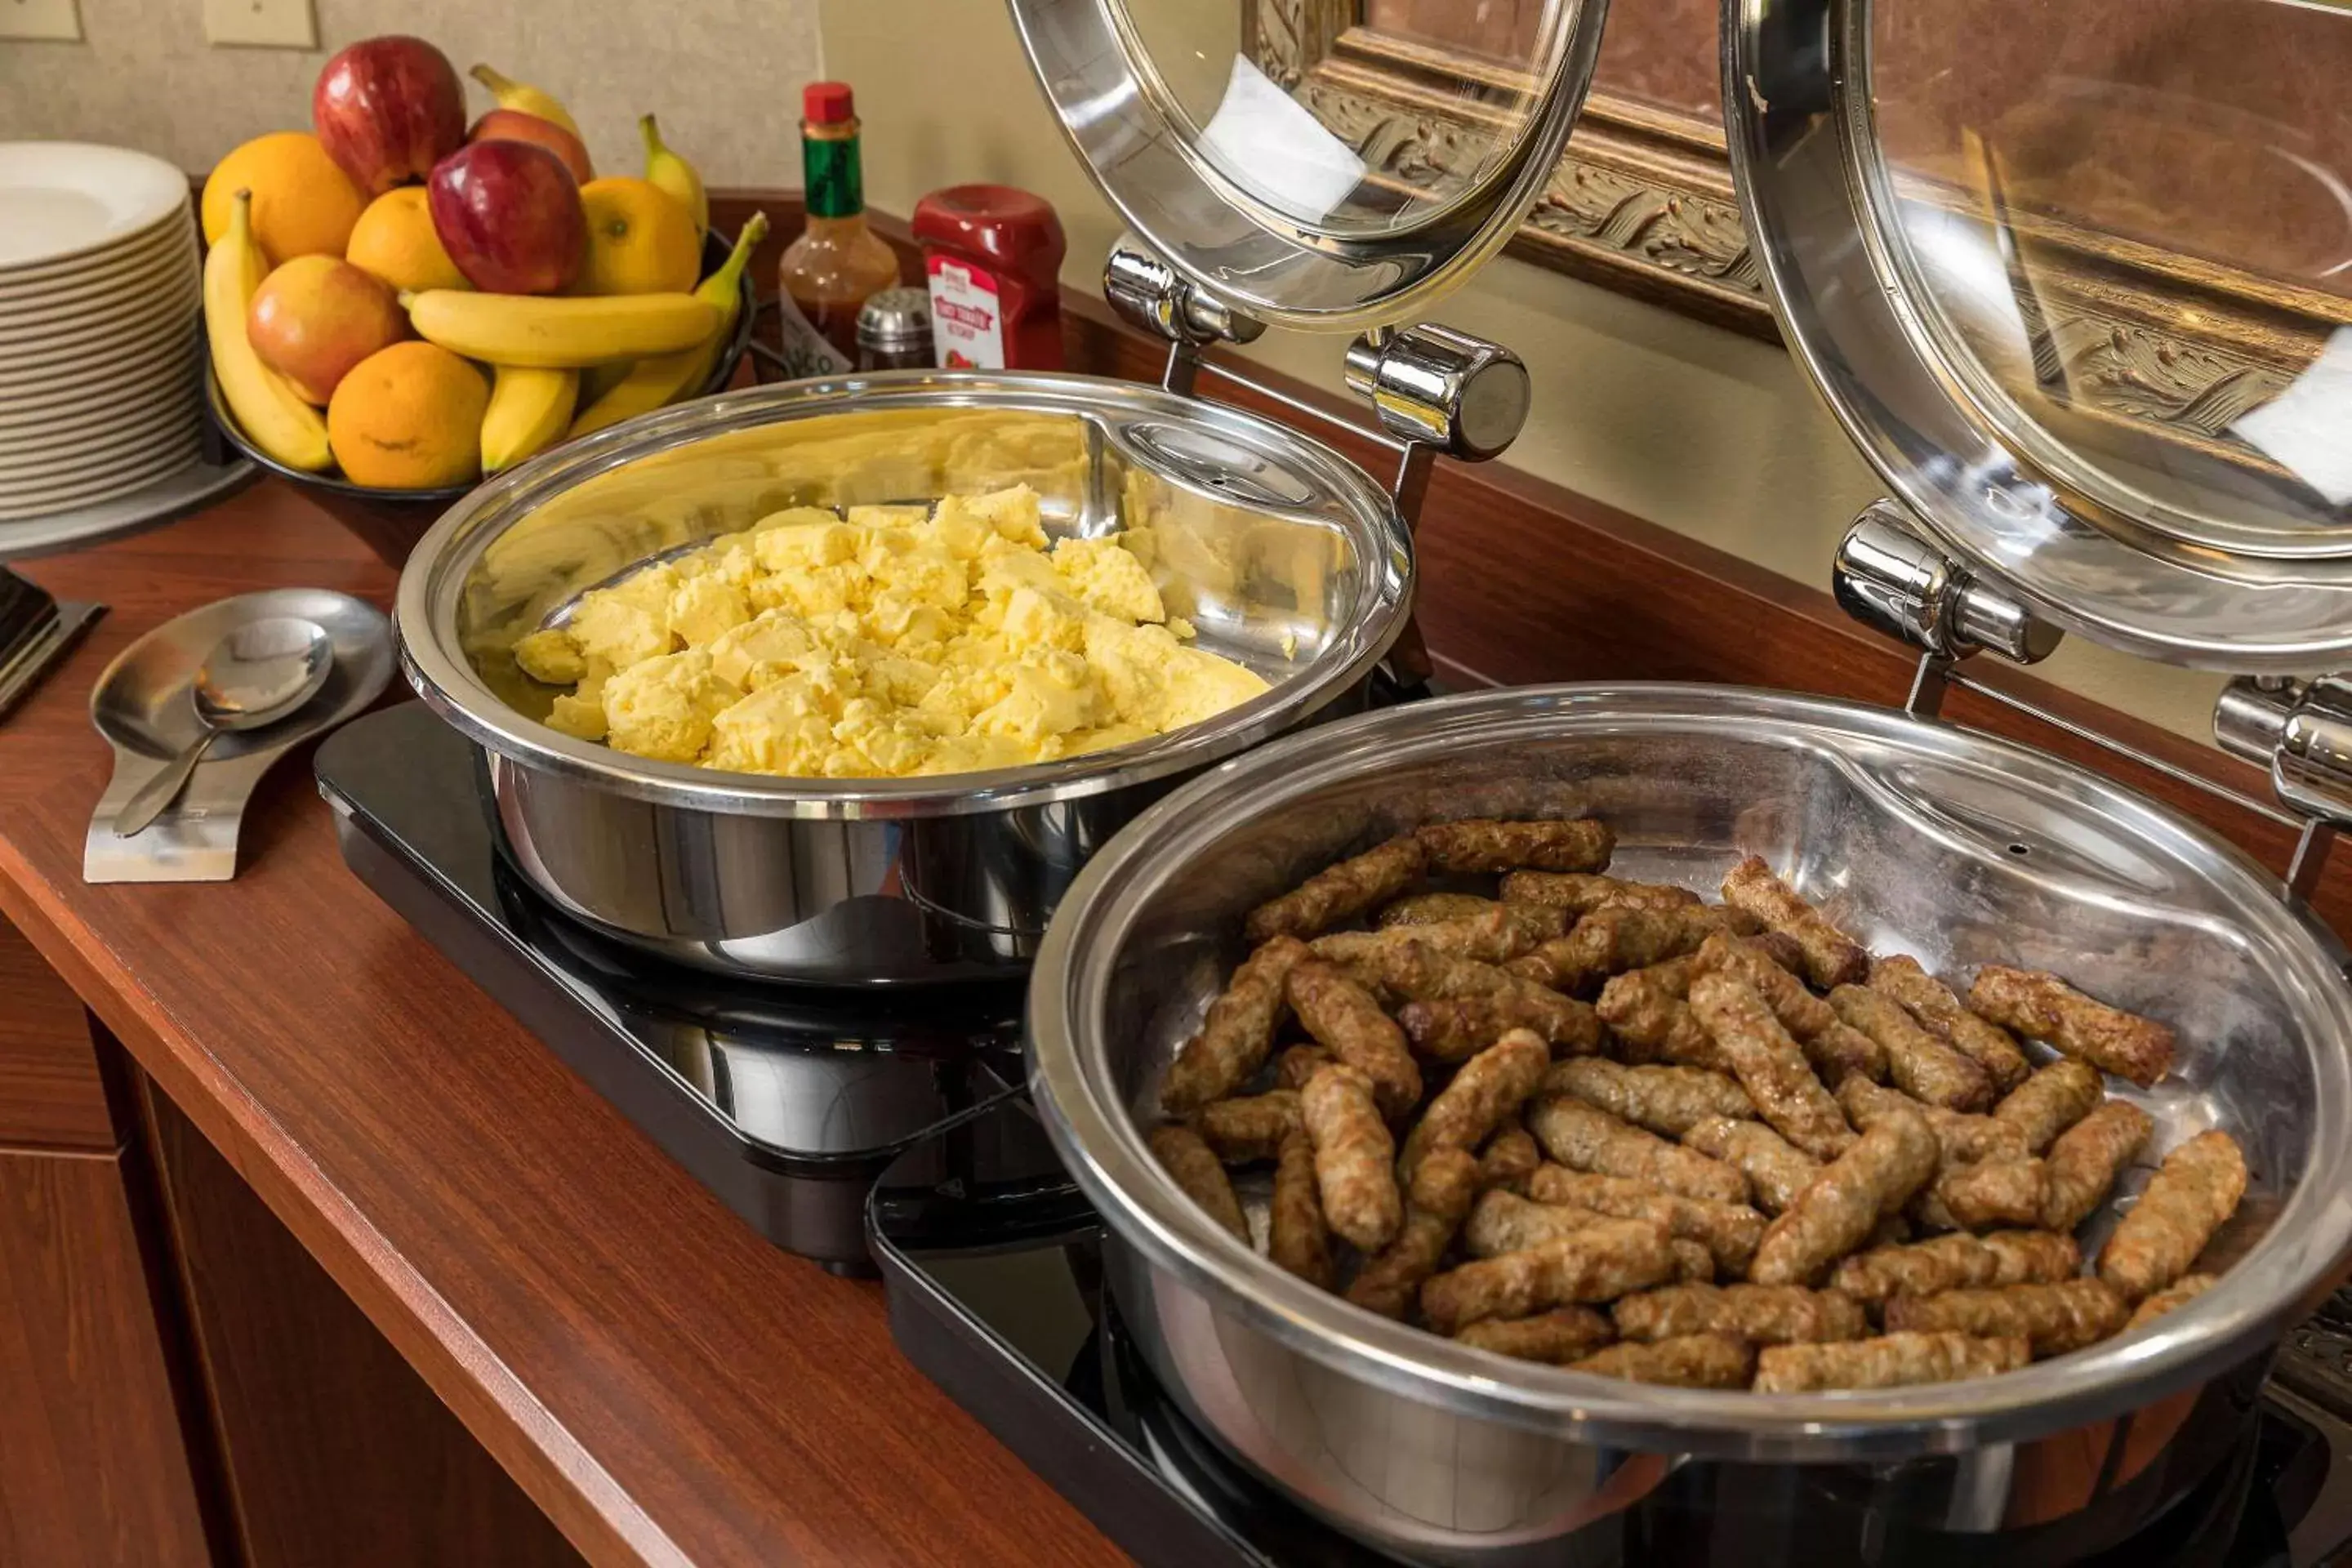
[202,224,758,567]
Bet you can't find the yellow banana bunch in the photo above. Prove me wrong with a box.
[569,212,767,439]
[205,189,332,472]
[640,114,707,243]
[481,365,579,473]
[406,289,718,368]
[470,64,581,138]
[577,360,635,407]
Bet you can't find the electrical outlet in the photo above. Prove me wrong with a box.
[0,0,82,42]
[202,0,314,49]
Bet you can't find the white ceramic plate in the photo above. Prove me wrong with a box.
[0,287,200,372]
[0,144,193,274]
[0,231,195,323]
[0,212,194,302]
[0,453,254,559]
[0,318,199,394]
[0,212,191,301]
[0,200,192,288]
[0,331,197,408]
[0,432,202,501]
[0,398,200,479]
[0,394,199,470]
[0,456,207,527]
[0,434,203,517]
[0,262,198,345]
[0,357,198,439]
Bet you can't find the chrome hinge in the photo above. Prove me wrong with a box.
[2215,675,2352,902]
[1102,242,1265,396]
[1102,241,1535,693]
[1832,500,2063,717]
[1833,501,2348,906]
[1342,323,1530,532]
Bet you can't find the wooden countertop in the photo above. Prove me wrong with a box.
[0,488,1126,1568]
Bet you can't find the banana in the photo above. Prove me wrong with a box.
[579,360,635,405]
[205,189,332,472]
[640,114,708,243]
[470,64,581,138]
[571,212,767,439]
[481,365,579,473]
[406,290,719,368]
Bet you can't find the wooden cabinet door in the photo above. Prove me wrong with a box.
[0,1147,216,1566]
[139,1087,584,1568]
[0,911,114,1150]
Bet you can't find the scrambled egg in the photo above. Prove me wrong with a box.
[511,485,1270,778]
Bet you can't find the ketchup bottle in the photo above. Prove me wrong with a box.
[911,185,1067,372]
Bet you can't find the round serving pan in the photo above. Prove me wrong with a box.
[398,372,1414,984]
[1027,683,2352,1563]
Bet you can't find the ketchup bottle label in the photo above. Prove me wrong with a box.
[927,255,1005,370]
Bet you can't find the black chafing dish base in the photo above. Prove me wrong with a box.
[315,699,2352,1566]
[314,701,1061,1276]
[868,1099,2352,1568]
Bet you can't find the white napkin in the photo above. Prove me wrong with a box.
[2234,325,2352,509]
[1198,55,1368,225]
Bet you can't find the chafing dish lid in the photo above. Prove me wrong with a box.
[1006,0,1610,332]
[1727,0,2352,670]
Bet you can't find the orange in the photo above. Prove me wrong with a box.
[345,187,468,294]
[573,177,699,296]
[327,341,488,489]
[201,131,366,267]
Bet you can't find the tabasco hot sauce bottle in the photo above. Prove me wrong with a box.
[912,185,1067,371]
[774,82,901,376]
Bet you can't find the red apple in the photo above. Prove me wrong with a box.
[427,140,586,295]
[467,108,594,186]
[313,36,466,196]
[247,256,408,405]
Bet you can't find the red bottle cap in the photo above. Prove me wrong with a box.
[803,82,855,125]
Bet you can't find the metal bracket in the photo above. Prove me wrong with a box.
[1102,243,1264,397]
[1336,324,1528,690]
[1833,501,2352,906]
[2216,675,2352,902]
[1101,243,1538,696]
[1832,501,2062,719]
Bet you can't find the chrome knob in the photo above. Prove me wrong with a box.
[1343,324,1530,461]
[1102,243,1264,349]
[1833,502,2060,665]
[2214,676,2298,766]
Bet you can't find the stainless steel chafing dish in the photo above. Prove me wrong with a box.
[1028,684,2352,1561]
[1012,0,2352,1557]
[396,377,1412,983]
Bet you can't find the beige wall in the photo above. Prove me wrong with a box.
[0,0,821,184]
[821,0,2228,745]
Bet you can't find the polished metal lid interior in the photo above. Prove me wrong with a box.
[1007,0,1611,332]
[1727,0,2352,670]
[394,372,1412,817]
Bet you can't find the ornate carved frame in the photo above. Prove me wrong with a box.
[1245,0,2348,472]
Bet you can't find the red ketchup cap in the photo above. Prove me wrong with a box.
[804,82,855,125]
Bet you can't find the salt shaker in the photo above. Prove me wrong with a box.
[856,287,935,371]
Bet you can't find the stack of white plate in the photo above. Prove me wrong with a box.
[0,143,204,524]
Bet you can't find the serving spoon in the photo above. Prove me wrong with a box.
[114,616,333,838]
